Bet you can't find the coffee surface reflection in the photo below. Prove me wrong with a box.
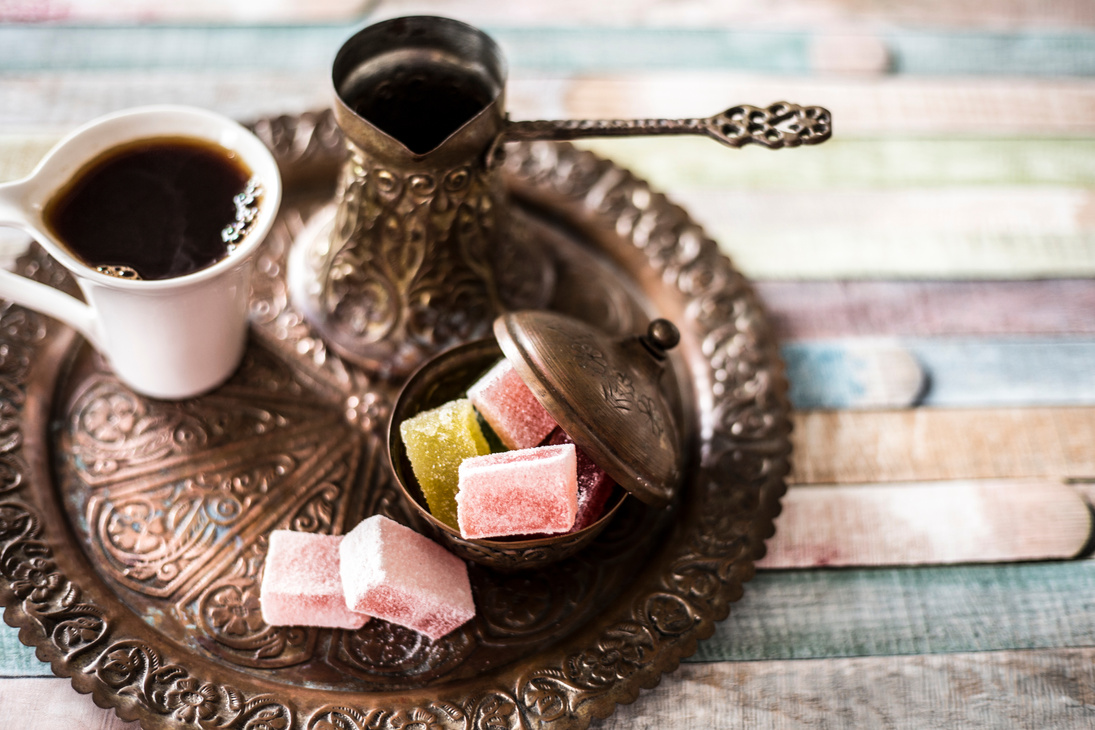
[44,137,257,280]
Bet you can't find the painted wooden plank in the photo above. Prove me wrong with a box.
[676,187,1095,280]
[905,337,1095,408]
[0,25,811,74]
[790,407,1095,485]
[886,30,1095,77]
[756,280,1095,339]
[0,678,139,729]
[1073,482,1095,510]
[5,561,1095,677]
[28,0,1094,30]
[785,337,1095,410]
[698,562,1095,662]
[374,0,1095,31]
[5,72,1095,136]
[784,339,925,410]
[5,123,1095,195]
[0,628,46,678]
[3,25,1095,76]
[8,648,1095,730]
[12,131,1095,280]
[721,230,1095,280]
[605,649,1095,729]
[565,74,1095,135]
[680,187,1095,238]
[0,73,334,133]
[757,479,1093,568]
[7,0,369,23]
[576,137,1095,191]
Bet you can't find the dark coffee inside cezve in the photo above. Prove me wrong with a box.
[343,64,495,154]
[44,137,260,281]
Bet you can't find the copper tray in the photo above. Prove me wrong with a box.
[0,110,789,730]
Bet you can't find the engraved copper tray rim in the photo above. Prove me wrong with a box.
[0,109,790,730]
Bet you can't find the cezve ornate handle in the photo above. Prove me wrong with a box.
[505,102,832,149]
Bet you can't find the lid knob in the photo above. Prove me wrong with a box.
[641,319,680,359]
[494,311,683,508]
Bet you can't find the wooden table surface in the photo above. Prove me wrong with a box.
[3,1,1095,727]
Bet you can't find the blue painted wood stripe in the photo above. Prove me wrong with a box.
[784,337,1095,410]
[905,337,1095,408]
[1,24,1094,76]
[694,561,1095,662]
[0,629,42,677]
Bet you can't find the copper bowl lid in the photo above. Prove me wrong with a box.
[494,311,682,508]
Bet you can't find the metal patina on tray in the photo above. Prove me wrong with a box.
[0,110,790,730]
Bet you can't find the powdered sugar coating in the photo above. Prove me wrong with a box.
[468,358,558,450]
[456,443,578,539]
[259,530,369,630]
[339,515,475,641]
[400,398,491,529]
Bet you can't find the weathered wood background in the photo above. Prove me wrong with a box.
[2,0,1095,727]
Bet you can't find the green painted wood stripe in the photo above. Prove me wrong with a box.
[4,560,1094,675]
[576,137,1095,191]
[885,30,1095,76]
[694,561,1095,662]
[2,25,1095,76]
[670,185,1095,279]
[11,132,1095,191]
[725,231,1095,280]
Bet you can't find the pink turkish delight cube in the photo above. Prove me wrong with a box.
[544,428,616,532]
[456,443,578,539]
[259,530,369,630]
[467,358,558,450]
[340,515,475,641]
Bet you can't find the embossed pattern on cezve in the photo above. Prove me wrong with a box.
[0,110,789,730]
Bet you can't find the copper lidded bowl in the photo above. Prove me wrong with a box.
[388,310,683,571]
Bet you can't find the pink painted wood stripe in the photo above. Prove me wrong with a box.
[8,648,1095,729]
[0,678,138,729]
[757,479,1093,569]
[790,407,1095,485]
[373,0,1095,31]
[754,280,1095,339]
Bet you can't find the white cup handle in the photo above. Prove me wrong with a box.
[0,180,102,348]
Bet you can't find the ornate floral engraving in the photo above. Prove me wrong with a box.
[0,112,788,730]
[323,151,503,348]
[328,618,475,687]
[93,640,294,728]
[297,136,552,376]
[505,101,831,150]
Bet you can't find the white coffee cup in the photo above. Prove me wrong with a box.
[0,105,282,399]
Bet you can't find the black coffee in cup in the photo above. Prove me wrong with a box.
[44,137,258,281]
